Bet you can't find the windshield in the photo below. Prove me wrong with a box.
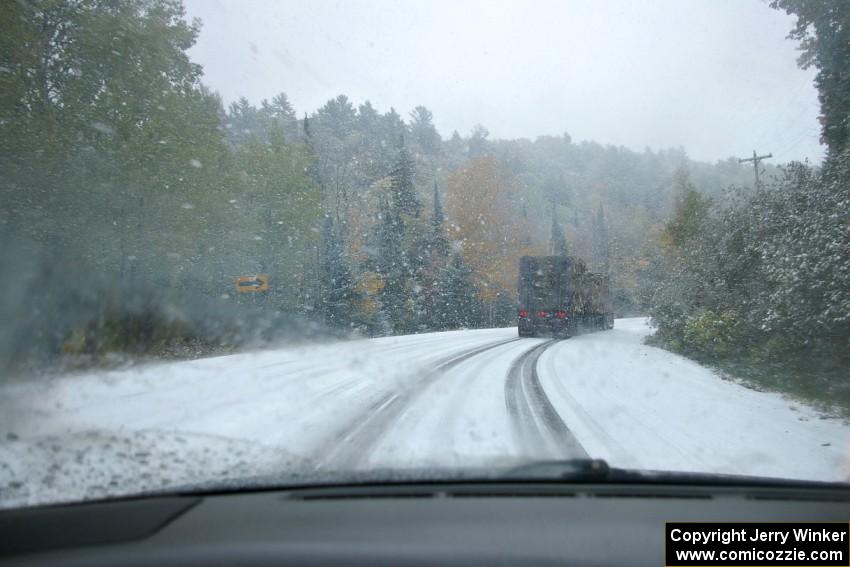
[2,0,849,510]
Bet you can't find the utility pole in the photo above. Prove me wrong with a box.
[739,149,772,189]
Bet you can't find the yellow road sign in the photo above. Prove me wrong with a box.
[357,272,385,296]
[235,274,269,292]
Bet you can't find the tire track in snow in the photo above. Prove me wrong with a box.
[313,337,523,471]
[536,342,640,467]
[50,334,493,430]
[505,340,589,459]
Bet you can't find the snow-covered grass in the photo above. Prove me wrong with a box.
[538,318,850,482]
[1,319,849,510]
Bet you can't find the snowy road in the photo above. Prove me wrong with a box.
[2,317,850,508]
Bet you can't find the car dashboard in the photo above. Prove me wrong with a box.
[2,481,850,566]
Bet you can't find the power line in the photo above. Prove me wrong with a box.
[743,82,813,150]
[738,150,772,189]
[774,128,820,161]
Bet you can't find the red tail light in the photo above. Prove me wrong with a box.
[536,311,549,318]
[555,310,568,318]
[518,310,529,318]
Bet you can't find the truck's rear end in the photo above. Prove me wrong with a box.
[517,256,575,338]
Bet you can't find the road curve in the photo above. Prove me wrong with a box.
[345,335,575,471]
[314,336,523,471]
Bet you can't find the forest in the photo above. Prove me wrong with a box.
[1,0,847,409]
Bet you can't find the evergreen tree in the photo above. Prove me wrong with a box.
[520,203,533,246]
[591,204,609,274]
[468,124,490,158]
[421,182,450,330]
[549,202,568,256]
[434,254,481,329]
[444,130,467,168]
[318,215,359,329]
[390,147,421,217]
[542,173,570,207]
[315,94,357,139]
[664,188,711,248]
[428,181,450,258]
[261,92,299,142]
[383,107,407,150]
[409,105,440,156]
[302,113,312,140]
[355,101,387,180]
[373,196,408,333]
[226,97,262,145]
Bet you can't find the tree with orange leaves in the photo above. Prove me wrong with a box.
[445,157,541,310]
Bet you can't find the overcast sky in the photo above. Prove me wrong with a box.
[183,0,824,164]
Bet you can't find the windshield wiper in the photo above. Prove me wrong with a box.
[503,459,625,481]
[502,459,848,488]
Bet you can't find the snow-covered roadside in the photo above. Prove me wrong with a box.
[538,318,850,482]
[0,429,297,510]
